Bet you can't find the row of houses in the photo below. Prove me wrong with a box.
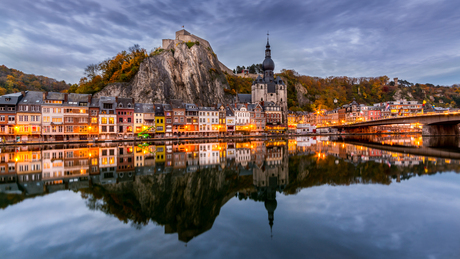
[0,91,286,142]
[287,99,424,129]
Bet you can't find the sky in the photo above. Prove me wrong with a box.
[0,0,460,86]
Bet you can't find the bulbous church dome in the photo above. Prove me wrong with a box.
[262,57,275,71]
[262,35,275,71]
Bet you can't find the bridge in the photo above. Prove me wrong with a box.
[329,113,460,135]
[342,138,460,159]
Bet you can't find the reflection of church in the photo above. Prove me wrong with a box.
[252,145,289,236]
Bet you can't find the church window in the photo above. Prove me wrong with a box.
[261,98,263,102]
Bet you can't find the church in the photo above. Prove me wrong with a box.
[237,35,288,116]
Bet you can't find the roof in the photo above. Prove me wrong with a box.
[185,103,198,111]
[143,103,154,113]
[237,94,252,103]
[154,103,164,115]
[116,98,134,109]
[46,92,66,100]
[199,106,217,111]
[21,91,43,104]
[162,103,172,111]
[100,96,116,103]
[134,103,144,113]
[247,103,262,111]
[90,98,100,107]
[0,92,23,105]
[226,106,234,116]
[67,93,90,106]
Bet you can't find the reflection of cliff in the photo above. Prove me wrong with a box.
[81,167,252,242]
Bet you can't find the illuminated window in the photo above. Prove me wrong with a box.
[101,117,107,124]
[102,158,108,165]
[109,117,114,124]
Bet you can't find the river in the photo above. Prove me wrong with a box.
[0,134,459,258]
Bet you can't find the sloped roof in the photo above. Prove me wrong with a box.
[237,94,252,103]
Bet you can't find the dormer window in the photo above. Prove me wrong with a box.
[128,103,132,108]
[119,103,123,108]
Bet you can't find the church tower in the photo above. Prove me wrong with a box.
[251,33,287,120]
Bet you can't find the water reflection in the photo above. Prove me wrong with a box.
[1,135,460,243]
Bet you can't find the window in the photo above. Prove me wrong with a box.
[103,103,112,109]
[101,126,107,132]
[109,118,114,124]
[101,117,107,124]
[127,118,131,123]
[109,126,114,132]
[91,117,97,123]
[119,118,123,123]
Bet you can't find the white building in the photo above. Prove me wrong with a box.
[199,107,219,136]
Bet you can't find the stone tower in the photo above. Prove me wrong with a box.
[251,35,287,115]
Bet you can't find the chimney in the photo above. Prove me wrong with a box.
[42,92,47,100]
[88,95,92,103]
[64,93,68,103]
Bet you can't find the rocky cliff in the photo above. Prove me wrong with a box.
[94,42,233,106]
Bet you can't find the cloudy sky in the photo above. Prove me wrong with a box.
[1,0,460,85]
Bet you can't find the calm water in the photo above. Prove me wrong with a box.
[1,135,460,259]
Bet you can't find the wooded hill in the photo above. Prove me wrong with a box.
[226,69,460,112]
[0,65,70,95]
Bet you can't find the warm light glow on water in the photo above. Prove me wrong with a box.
[1,134,460,258]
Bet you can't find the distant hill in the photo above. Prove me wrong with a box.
[279,70,460,111]
[0,65,71,95]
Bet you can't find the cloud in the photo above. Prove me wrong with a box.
[0,0,459,85]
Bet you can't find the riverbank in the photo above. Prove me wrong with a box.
[0,131,425,146]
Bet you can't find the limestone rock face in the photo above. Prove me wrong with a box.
[294,82,309,107]
[95,43,233,106]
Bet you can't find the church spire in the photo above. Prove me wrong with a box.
[265,31,271,58]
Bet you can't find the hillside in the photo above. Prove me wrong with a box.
[0,65,70,95]
[279,70,460,111]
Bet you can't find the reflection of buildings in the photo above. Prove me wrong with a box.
[4,138,460,243]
